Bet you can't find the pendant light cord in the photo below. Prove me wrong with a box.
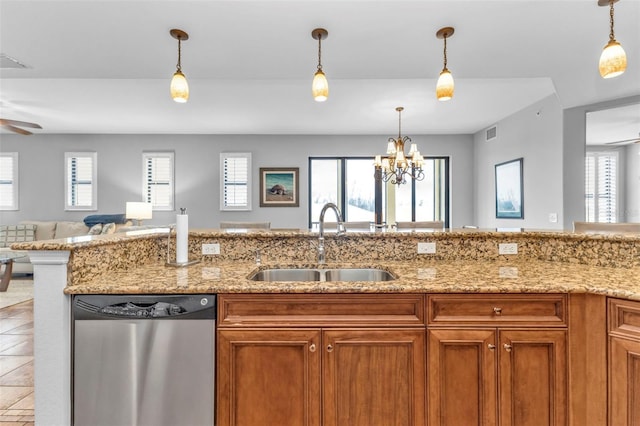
[609,0,616,42]
[317,37,323,71]
[176,38,182,72]
[398,109,402,139]
[443,36,448,70]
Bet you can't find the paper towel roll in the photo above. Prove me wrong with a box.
[176,213,189,264]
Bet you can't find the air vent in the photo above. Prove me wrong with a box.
[0,53,29,69]
[486,125,497,141]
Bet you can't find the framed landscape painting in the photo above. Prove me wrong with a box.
[495,158,524,219]
[260,167,299,207]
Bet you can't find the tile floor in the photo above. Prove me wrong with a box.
[0,299,34,426]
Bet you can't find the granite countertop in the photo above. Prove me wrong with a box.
[64,259,640,301]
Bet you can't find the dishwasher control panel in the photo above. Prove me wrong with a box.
[73,295,216,320]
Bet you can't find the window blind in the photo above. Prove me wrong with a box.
[585,151,618,223]
[143,153,174,210]
[0,153,18,210]
[221,153,251,210]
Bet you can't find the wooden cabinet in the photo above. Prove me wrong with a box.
[217,294,426,426]
[608,298,640,425]
[427,294,568,426]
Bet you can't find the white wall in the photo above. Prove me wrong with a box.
[627,142,640,222]
[473,94,564,229]
[0,133,474,229]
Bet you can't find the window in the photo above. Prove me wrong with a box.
[0,153,19,211]
[65,152,97,211]
[585,151,618,223]
[143,152,174,211]
[220,153,251,211]
[309,156,449,228]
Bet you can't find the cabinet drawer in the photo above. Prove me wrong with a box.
[608,298,640,340]
[218,294,425,327]
[427,294,567,326]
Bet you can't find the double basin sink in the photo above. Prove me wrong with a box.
[249,267,395,282]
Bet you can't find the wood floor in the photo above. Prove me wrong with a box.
[0,300,34,426]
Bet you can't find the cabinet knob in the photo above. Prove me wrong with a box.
[309,343,316,352]
[327,344,334,353]
[493,307,502,315]
[487,344,496,351]
[503,343,512,352]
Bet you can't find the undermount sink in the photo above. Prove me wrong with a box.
[248,267,395,282]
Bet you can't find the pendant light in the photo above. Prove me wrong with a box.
[311,28,329,102]
[435,27,455,101]
[170,29,189,103]
[598,0,626,79]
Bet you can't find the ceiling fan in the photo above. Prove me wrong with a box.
[605,133,640,145]
[0,118,42,135]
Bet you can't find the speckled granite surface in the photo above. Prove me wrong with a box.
[13,228,640,300]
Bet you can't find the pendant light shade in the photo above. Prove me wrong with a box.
[435,27,455,101]
[170,29,189,103]
[311,28,329,102]
[598,0,626,79]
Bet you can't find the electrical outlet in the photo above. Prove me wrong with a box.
[498,243,518,255]
[548,213,558,223]
[417,242,436,254]
[202,243,220,255]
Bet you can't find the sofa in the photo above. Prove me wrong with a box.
[0,217,132,275]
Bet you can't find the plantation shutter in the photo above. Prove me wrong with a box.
[0,153,18,210]
[220,153,251,210]
[585,151,618,223]
[143,152,174,210]
[65,152,97,210]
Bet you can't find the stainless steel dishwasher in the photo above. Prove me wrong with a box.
[72,294,216,426]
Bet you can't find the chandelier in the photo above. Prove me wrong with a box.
[374,107,425,185]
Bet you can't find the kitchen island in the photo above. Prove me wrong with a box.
[15,228,640,425]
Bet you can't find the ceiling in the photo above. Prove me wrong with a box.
[0,0,639,136]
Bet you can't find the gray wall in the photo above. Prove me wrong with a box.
[0,133,474,229]
[562,94,640,230]
[473,94,564,229]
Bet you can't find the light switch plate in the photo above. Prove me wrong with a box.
[548,213,558,223]
[202,243,220,255]
[417,242,436,254]
[498,243,518,255]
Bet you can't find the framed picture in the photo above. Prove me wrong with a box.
[495,158,524,219]
[259,167,299,207]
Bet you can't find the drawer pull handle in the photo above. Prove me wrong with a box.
[327,344,334,353]
[488,344,496,351]
[493,307,503,315]
[503,343,512,352]
[309,344,316,352]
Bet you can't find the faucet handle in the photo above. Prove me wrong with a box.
[255,249,261,265]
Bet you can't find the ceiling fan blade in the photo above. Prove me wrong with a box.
[0,118,42,129]
[1,124,33,135]
[604,138,640,145]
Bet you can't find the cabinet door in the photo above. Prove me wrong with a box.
[428,329,497,426]
[323,329,426,426]
[217,329,321,426]
[498,330,567,426]
[609,336,640,425]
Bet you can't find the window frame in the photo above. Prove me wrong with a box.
[142,151,175,211]
[585,150,619,223]
[64,151,97,211]
[0,152,19,211]
[220,152,252,211]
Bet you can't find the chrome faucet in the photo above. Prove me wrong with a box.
[318,203,345,264]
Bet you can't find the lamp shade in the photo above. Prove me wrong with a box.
[170,70,189,103]
[599,40,627,78]
[312,70,329,102]
[436,69,454,101]
[126,202,153,220]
